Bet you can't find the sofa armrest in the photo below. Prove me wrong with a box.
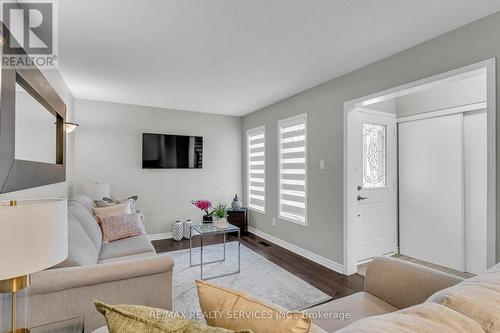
[365,256,463,309]
[29,254,174,295]
[27,254,174,333]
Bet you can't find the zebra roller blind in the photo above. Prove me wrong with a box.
[247,126,265,212]
[278,114,307,225]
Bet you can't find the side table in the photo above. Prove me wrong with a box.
[227,208,248,234]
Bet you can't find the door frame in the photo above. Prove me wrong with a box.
[343,58,496,275]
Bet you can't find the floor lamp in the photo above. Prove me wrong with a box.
[0,199,68,332]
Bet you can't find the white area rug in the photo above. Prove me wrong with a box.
[168,242,331,319]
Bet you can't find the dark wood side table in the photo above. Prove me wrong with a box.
[227,208,248,234]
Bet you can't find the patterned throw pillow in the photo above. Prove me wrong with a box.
[97,213,145,243]
[94,301,253,333]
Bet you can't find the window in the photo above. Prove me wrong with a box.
[278,114,307,225]
[247,126,265,213]
[362,123,386,188]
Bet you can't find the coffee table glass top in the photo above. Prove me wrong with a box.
[191,223,240,235]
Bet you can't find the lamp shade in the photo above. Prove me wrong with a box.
[0,199,68,280]
[83,182,111,201]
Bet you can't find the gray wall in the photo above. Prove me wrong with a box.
[242,11,500,265]
[73,99,242,235]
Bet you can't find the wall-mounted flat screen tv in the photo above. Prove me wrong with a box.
[142,133,203,169]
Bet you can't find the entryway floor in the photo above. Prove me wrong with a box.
[357,254,475,279]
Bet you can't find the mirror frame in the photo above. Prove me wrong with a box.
[0,28,67,193]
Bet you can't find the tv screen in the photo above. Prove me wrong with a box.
[142,133,203,169]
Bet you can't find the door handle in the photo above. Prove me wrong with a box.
[357,195,368,201]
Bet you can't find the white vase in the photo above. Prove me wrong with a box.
[172,221,184,241]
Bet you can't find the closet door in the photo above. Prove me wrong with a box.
[399,113,464,271]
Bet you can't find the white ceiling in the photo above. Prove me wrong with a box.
[58,0,500,116]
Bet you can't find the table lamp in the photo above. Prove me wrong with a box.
[83,182,111,201]
[0,199,68,333]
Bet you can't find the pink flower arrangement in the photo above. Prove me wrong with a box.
[191,200,212,215]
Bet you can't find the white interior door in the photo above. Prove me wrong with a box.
[351,110,397,262]
[399,114,464,271]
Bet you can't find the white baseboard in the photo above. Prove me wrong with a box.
[148,232,172,241]
[248,226,345,274]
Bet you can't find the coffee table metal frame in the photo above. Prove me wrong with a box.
[189,223,241,280]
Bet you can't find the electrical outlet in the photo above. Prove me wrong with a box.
[272,217,276,226]
[320,160,325,169]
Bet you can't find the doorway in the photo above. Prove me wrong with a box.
[343,59,496,276]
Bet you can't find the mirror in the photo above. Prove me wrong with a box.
[14,82,57,164]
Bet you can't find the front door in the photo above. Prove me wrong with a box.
[351,109,397,262]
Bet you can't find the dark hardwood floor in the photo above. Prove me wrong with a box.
[153,233,364,300]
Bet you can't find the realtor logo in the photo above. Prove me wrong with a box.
[1,0,58,68]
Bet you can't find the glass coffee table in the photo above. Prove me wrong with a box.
[189,223,241,280]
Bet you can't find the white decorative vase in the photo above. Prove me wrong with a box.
[172,221,184,241]
[183,219,195,239]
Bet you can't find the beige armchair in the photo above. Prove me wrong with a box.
[28,255,174,333]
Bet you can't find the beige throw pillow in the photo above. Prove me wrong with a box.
[98,213,145,243]
[427,271,500,333]
[337,303,484,333]
[94,301,253,333]
[196,280,311,333]
[93,202,131,218]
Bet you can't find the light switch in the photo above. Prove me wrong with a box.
[320,160,325,170]
[272,217,276,226]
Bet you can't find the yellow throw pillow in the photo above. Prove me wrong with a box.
[196,280,312,333]
[94,301,253,333]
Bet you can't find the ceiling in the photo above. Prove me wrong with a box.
[58,0,500,116]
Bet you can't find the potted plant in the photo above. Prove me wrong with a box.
[192,200,213,223]
[212,203,228,228]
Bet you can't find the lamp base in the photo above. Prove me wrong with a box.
[0,276,30,333]
[0,276,29,293]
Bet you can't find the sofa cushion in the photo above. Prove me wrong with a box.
[98,235,155,261]
[71,194,96,213]
[53,212,99,268]
[427,271,500,333]
[304,292,398,332]
[68,200,102,251]
[336,302,484,333]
